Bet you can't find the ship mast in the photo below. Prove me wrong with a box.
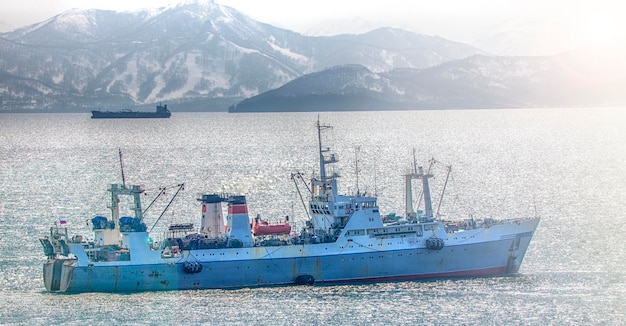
[119,148,126,187]
[418,166,434,218]
[317,119,335,180]
[354,146,361,196]
[110,150,144,230]
[310,118,340,234]
[404,149,419,219]
[416,158,436,212]
[316,119,338,196]
[404,153,435,219]
[435,165,452,219]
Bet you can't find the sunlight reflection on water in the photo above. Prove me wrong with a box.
[0,108,625,325]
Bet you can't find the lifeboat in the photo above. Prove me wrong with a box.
[253,221,291,236]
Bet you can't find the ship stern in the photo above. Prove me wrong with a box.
[43,259,77,292]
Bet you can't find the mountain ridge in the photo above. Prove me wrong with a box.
[231,47,626,112]
[0,2,481,111]
[2,1,623,112]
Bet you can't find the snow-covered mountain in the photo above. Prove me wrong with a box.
[231,47,626,112]
[0,1,481,111]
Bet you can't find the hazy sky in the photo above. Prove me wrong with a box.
[0,0,624,54]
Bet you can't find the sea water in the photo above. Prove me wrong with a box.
[0,108,624,325]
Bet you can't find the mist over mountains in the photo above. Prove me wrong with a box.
[232,48,626,112]
[0,1,624,112]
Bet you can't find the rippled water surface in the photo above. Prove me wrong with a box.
[1,109,624,325]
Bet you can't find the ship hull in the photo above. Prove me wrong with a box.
[44,225,536,293]
[90,111,171,119]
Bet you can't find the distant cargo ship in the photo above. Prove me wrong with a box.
[91,103,171,119]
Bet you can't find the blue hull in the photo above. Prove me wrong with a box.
[49,235,533,293]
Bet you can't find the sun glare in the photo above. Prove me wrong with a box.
[582,11,617,46]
